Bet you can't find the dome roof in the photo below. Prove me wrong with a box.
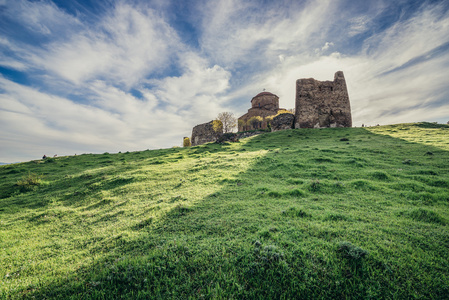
[251,91,278,101]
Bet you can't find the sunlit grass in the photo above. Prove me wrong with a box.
[367,122,449,151]
[1,122,448,299]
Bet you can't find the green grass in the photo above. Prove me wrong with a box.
[1,122,448,299]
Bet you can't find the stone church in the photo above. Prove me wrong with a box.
[237,91,285,131]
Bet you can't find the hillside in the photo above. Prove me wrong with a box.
[1,123,448,299]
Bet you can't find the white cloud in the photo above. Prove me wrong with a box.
[322,42,334,51]
[362,3,449,68]
[0,59,28,71]
[315,42,335,55]
[0,76,122,141]
[3,0,82,35]
[30,3,180,87]
[148,52,231,119]
[0,37,31,71]
[198,0,335,67]
[1,2,182,88]
[348,15,371,37]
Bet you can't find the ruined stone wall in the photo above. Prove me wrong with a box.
[191,121,222,146]
[271,113,295,131]
[295,71,352,129]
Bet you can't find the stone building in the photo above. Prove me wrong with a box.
[238,92,284,131]
[295,71,352,128]
[191,120,223,146]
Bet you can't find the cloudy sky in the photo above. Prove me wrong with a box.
[1,0,449,163]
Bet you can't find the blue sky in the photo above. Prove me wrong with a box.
[1,0,449,163]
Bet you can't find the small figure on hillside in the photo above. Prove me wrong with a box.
[53,154,57,157]
[361,124,364,127]
[42,155,47,159]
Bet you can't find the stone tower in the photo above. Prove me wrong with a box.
[295,71,352,128]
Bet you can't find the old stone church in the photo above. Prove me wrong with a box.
[237,92,286,131]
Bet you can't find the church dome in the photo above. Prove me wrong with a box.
[251,91,278,100]
[251,91,279,110]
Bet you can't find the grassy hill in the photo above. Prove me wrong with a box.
[1,123,448,299]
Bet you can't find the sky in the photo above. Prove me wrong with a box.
[1,0,449,163]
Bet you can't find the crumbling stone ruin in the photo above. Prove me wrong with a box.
[238,92,285,131]
[295,71,352,128]
[271,113,295,131]
[190,121,264,146]
[191,121,223,146]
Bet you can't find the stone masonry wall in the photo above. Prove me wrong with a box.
[295,71,352,129]
[191,121,223,146]
[271,113,295,131]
